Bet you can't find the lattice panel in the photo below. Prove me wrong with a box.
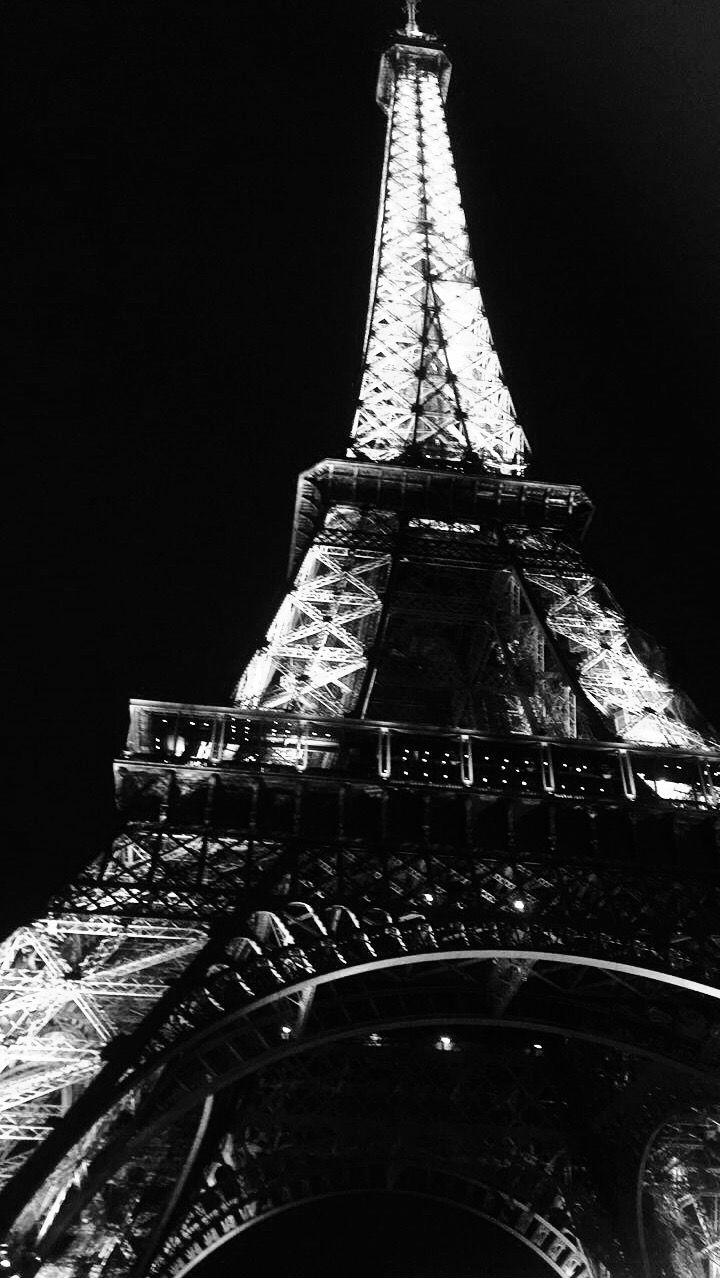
[234,506,395,715]
[521,566,716,750]
[0,919,205,1187]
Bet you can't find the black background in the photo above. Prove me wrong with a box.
[7,0,720,1269]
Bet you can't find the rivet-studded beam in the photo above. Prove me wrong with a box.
[348,38,527,472]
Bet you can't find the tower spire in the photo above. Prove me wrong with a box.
[404,0,421,37]
[348,19,528,473]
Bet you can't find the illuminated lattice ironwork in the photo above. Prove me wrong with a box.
[235,475,715,745]
[519,547,711,750]
[0,919,204,1187]
[235,507,395,715]
[348,34,527,471]
[1,11,719,1278]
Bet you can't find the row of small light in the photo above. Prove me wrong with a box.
[367,1031,458,1051]
[420,889,528,912]
[368,1032,543,1053]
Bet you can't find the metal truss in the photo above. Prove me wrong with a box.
[156,1173,599,1278]
[643,1112,720,1277]
[347,35,527,471]
[235,506,394,715]
[5,903,720,1276]
[518,550,713,750]
[233,500,715,743]
[24,952,709,1278]
[60,812,720,987]
[0,918,205,1189]
[149,1037,607,1278]
[362,522,579,731]
[504,526,716,751]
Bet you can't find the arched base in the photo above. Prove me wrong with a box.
[159,1166,600,1278]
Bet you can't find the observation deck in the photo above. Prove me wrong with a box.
[123,699,720,812]
[100,700,720,920]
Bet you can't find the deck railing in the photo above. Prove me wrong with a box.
[123,700,720,811]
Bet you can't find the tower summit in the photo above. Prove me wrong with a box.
[348,4,527,471]
[2,9,720,1278]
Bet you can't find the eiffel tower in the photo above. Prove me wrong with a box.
[3,5,720,1276]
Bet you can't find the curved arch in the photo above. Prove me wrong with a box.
[168,947,720,1068]
[21,948,720,1268]
[156,1166,598,1278]
[112,947,720,1109]
[140,948,720,1110]
[8,869,720,1258]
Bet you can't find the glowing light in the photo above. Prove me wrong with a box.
[436,1034,454,1051]
[638,775,695,802]
[348,48,527,472]
[0,917,206,1158]
[511,896,526,913]
[235,507,394,715]
[521,556,716,750]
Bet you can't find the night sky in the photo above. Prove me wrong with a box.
[6,0,720,1265]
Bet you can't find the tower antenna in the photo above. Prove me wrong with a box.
[404,0,421,36]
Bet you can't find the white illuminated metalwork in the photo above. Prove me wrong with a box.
[235,506,394,714]
[0,919,205,1182]
[524,568,714,749]
[348,36,527,471]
